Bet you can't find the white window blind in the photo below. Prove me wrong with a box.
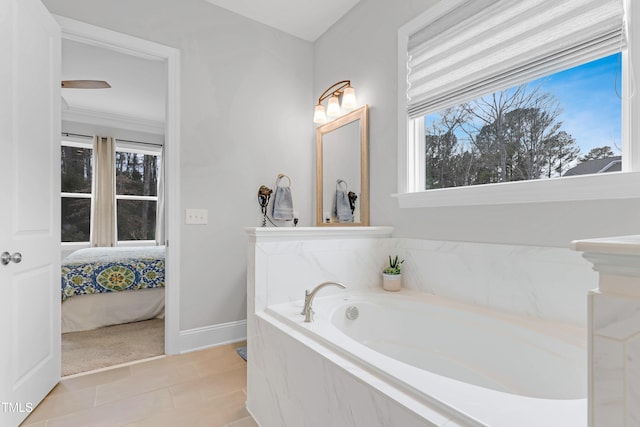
[406,0,626,119]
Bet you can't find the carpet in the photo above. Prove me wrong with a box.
[62,318,164,376]
[236,346,247,361]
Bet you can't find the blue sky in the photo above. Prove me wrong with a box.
[534,53,622,156]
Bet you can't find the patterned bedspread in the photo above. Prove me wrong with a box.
[61,246,165,301]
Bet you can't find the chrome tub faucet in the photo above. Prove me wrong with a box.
[301,281,347,322]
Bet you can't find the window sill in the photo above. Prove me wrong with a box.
[61,242,90,251]
[394,172,640,208]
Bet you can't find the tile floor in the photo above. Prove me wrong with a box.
[21,341,257,427]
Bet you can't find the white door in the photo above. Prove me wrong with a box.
[0,0,61,425]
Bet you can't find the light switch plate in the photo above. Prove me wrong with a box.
[186,208,208,224]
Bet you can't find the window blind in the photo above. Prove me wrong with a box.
[406,0,626,118]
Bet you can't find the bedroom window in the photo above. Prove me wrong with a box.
[396,0,633,207]
[61,141,92,242]
[61,139,161,244]
[115,149,160,241]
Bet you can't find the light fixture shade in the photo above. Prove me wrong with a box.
[313,104,327,124]
[326,95,341,117]
[342,86,357,109]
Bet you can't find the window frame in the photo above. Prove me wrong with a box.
[396,0,640,208]
[114,145,161,242]
[61,138,93,244]
[60,138,161,245]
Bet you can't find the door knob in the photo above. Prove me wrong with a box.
[1,252,22,265]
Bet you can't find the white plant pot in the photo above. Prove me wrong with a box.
[382,273,402,292]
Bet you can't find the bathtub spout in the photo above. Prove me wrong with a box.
[301,281,347,322]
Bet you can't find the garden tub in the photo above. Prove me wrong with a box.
[264,289,587,426]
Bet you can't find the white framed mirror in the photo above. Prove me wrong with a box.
[315,105,369,226]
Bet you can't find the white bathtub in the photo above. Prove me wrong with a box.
[265,289,587,426]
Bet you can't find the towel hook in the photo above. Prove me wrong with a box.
[276,173,291,187]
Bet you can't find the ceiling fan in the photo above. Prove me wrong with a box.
[61,80,111,89]
[60,80,111,111]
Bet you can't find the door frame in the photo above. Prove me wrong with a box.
[56,16,182,354]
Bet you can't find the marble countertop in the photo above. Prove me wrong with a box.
[570,234,640,255]
[245,226,394,241]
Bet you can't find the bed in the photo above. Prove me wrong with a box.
[61,246,166,333]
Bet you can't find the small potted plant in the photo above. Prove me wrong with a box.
[382,255,404,291]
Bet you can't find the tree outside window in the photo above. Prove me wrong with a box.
[423,53,621,190]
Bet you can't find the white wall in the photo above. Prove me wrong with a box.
[43,0,315,335]
[314,0,640,248]
[44,0,640,347]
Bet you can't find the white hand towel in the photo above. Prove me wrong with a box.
[333,179,353,223]
[272,174,294,221]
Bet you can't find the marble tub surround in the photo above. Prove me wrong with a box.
[251,311,446,427]
[246,226,396,312]
[571,235,640,427]
[246,228,597,325]
[246,227,598,426]
[398,239,598,326]
[245,226,401,427]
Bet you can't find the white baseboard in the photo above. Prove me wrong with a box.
[179,319,247,354]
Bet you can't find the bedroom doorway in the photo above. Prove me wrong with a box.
[57,16,181,374]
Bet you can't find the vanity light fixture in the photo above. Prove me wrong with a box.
[313,80,357,124]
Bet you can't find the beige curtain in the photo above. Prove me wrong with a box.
[90,136,116,247]
[155,146,165,245]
